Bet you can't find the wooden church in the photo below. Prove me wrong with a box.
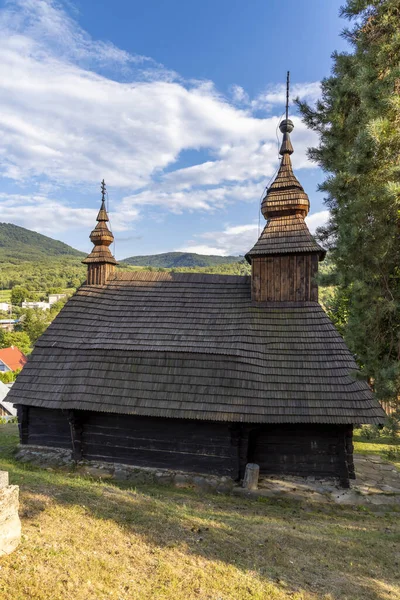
[8,101,385,486]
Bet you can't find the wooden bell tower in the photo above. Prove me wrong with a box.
[82,180,117,285]
[246,73,325,302]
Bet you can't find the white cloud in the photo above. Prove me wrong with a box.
[305,210,330,234]
[0,192,140,235]
[0,0,322,236]
[251,82,322,111]
[179,211,329,256]
[121,181,263,214]
[179,223,259,256]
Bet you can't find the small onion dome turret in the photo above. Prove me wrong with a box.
[82,181,117,267]
[260,119,310,220]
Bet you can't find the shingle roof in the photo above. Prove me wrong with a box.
[7,271,385,424]
[246,215,325,258]
[246,119,325,261]
[0,346,27,371]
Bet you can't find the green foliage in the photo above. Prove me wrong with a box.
[0,417,13,424]
[357,425,382,441]
[384,445,400,461]
[0,257,86,291]
[170,259,251,276]
[297,0,400,403]
[10,286,29,306]
[0,369,20,384]
[122,252,244,268]
[18,299,68,345]
[1,331,31,355]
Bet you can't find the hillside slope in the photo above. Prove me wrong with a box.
[0,223,85,262]
[122,251,243,268]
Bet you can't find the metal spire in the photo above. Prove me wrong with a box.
[101,179,106,203]
[285,71,290,122]
[279,71,294,155]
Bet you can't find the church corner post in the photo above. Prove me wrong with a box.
[82,180,118,285]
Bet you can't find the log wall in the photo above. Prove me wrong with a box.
[17,407,354,484]
[22,406,72,449]
[251,253,319,302]
[247,424,353,484]
[79,411,236,476]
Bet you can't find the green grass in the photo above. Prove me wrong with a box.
[1,424,400,600]
[353,432,400,469]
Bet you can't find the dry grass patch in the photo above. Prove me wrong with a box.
[1,424,400,600]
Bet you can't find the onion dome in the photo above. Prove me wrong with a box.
[82,180,117,267]
[246,117,325,262]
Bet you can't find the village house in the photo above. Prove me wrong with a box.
[0,380,16,418]
[21,293,66,311]
[0,319,19,332]
[8,111,385,486]
[21,301,51,310]
[0,346,27,373]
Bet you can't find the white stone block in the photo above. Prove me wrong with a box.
[0,484,21,556]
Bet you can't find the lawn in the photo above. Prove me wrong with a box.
[353,431,400,470]
[1,424,399,600]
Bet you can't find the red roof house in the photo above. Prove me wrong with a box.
[0,346,27,372]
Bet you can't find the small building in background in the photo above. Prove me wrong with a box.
[0,380,17,417]
[48,293,66,305]
[0,319,19,332]
[0,347,27,373]
[0,302,11,312]
[22,301,51,310]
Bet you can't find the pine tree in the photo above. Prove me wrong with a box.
[298,0,400,404]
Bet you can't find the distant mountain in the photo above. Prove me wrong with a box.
[121,252,243,268]
[0,223,85,262]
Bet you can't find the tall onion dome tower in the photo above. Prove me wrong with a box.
[246,75,325,302]
[82,180,117,285]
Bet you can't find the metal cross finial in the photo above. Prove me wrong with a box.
[101,179,106,202]
[285,71,290,122]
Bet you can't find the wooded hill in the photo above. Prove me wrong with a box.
[0,223,85,262]
[0,223,248,291]
[122,252,243,268]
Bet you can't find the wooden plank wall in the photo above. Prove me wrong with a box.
[247,424,350,480]
[87,262,115,285]
[26,406,72,449]
[252,254,319,302]
[80,412,236,476]
[18,408,354,484]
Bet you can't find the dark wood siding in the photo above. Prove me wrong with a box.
[26,406,72,449]
[251,254,319,302]
[18,407,355,483]
[79,412,236,476]
[248,425,348,479]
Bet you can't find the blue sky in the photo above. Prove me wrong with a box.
[0,0,348,259]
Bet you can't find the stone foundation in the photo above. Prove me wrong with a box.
[0,471,21,556]
[15,445,73,468]
[15,445,234,494]
[16,444,400,505]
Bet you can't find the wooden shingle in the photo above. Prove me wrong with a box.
[8,272,385,424]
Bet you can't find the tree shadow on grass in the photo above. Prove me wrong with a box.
[2,455,399,600]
